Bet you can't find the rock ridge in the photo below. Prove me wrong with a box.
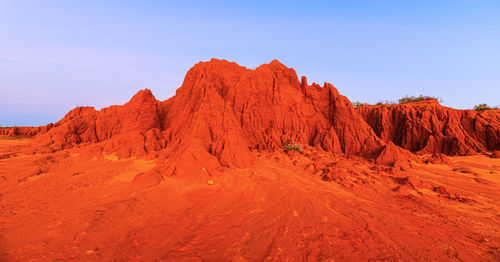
[2,59,499,175]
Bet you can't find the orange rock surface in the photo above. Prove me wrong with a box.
[1,59,499,261]
[357,100,500,155]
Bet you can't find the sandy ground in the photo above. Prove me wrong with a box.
[0,137,499,261]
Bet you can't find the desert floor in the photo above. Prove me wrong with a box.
[0,137,499,261]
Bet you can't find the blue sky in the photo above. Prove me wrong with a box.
[1,0,499,126]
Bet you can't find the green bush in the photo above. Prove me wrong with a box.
[473,104,499,112]
[283,140,303,153]
[398,94,442,104]
[352,100,395,108]
[352,101,370,108]
[352,95,443,108]
[375,100,396,106]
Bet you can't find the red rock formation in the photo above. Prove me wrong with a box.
[157,59,385,174]
[374,141,420,167]
[357,100,500,155]
[3,59,394,174]
[0,125,52,137]
[5,59,499,174]
[34,89,166,157]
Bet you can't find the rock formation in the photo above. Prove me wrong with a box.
[2,59,499,174]
[0,125,52,137]
[157,59,386,174]
[357,100,500,155]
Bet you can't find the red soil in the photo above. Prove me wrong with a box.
[1,59,499,261]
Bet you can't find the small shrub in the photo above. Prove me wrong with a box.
[473,104,499,112]
[375,100,396,106]
[352,95,443,107]
[282,140,303,153]
[398,94,442,104]
[352,101,370,109]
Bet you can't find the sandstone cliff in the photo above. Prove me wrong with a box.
[357,100,500,155]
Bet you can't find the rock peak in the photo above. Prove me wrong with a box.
[266,59,289,70]
[269,59,285,66]
[127,89,157,106]
[194,58,247,70]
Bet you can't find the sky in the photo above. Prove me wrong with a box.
[1,0,499,126]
